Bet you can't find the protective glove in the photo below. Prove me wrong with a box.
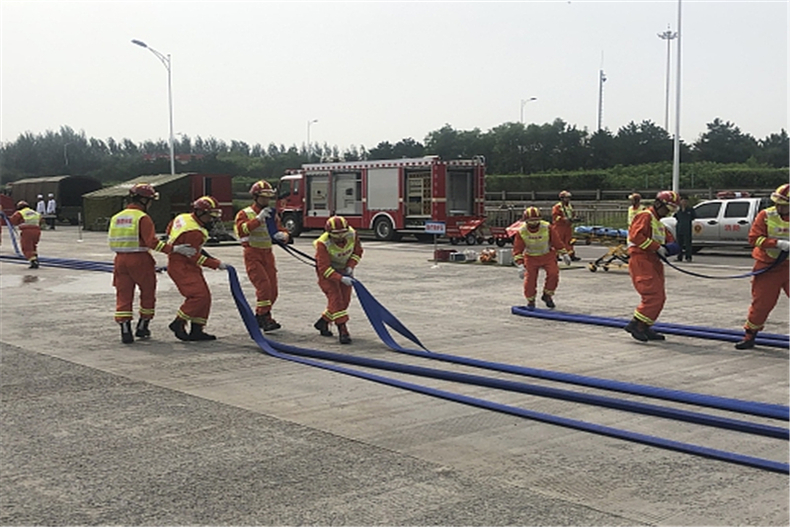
[345,266,354,278]
[517,264,525,280]
[172,244,196,257]
[273,231,288,242]
[657,246,668,258]
[776,239,790,252]
[664,241,681,256]
[340,276,354,287]
[562,254,572,266]
[218,262,228,270]
[256,207,272,222]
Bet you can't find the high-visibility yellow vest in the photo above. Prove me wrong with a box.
[629,210,666,250]
[517,221,551,256]
[19,208,41,226]
[234,207,272,248]
[168,213,208,246]
[761,207,789,260]
[627,204,647,227]
[555,202,573,222]
[108,208,148,253]
[314,228,357,270]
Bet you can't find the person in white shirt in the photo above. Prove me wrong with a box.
[35,195,46,215]
[45,193,57,230]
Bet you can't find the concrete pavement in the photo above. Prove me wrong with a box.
[1,227,788,525]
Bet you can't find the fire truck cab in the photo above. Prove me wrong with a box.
[276,156,486,241]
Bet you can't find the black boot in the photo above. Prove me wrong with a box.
[135,318,151,339]
[337,323,352,345]
[257,313,282,332]
[29,258,39,269]
[189,323,216,341]
[168,318,190,341]
[526,300,536,311]
[314,317,333,337]
[644,325,666,341]
[120,320,134,344]
[624,318,649,342]
[541,293,556,309]
[735,330,757,350]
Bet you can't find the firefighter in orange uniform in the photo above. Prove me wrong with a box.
[108,183,196,344]
[624,190,681,342]
[314,216,363,344]
[234,180,289,332]
[735,183,790,350]
[166,196,228,342]
[9,200,43,268]
[551,190,580,261]
[513,207,571,310]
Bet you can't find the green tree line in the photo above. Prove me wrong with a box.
[0,118,786,188]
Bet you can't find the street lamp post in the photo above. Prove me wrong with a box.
[306,119,318,162]
[657,25,677,133]
[520,97,537,124]
[671,0,682,193]
[132,39,175,176]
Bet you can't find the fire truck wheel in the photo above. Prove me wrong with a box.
[465,233,477,245]
[282,213,302,237]
[373,216,396,241]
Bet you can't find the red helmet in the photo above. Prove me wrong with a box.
[523,206,541,222]
[250,180,275,198]
[16,200,29,210]
[559,190,572,199]
[192,196,222,218]
[655,190,680,212]
[771,183,789,206]
[325,215,348,234]
[129,183,159,200]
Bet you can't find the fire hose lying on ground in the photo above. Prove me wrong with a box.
[1,214,788,474]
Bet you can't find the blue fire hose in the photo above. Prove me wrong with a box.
[225,265,789,474]
[511,306,789,350]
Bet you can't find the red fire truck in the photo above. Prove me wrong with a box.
[275,156,486,241]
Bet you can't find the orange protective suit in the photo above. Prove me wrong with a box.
[9,208,42,262]
[315,230,363,326]
[742,208,789,333]
[627,207,675,325]
[166,214,221,325]
[234,204,287,316]
[512,221,566,302]
[551,201,575,257]
[110,204,172,323]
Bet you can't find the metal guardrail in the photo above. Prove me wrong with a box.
[485,188,776,203]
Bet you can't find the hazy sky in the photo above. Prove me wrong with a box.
[1,1,787,152]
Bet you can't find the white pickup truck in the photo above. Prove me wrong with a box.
[661,197,772,252]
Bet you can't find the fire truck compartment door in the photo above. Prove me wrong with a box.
[333,173,362,215]
[367,168,399,211]
[447,169,474,215]
[307,175,330,217]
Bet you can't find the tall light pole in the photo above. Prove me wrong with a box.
[520,97,537,124]
[597,69,607,131]
[132,39,175,176]
[658,25,677,133]
[671,0,682,193]
[306,119,318,162]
